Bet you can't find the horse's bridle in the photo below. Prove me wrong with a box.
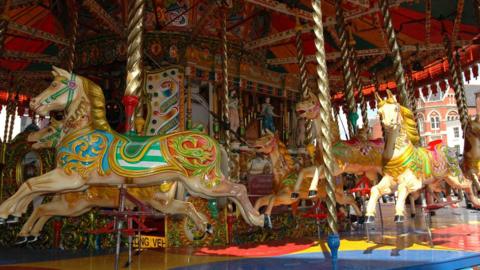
[39,125,62,147]
[40,74,77,111]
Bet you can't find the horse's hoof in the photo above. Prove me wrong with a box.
[357,216,365,225]
[410,213,416,218]
[308,190,317,198]
[27,236,39,243]
[291,192,299,199]
[264,215,272,229]
[206,224,214,235]
[6,216,19,224]
[365,216,375,224]
[0,218,5,225]
[193,232,206,241]
[394,215,404,223]
[14,237,28,245]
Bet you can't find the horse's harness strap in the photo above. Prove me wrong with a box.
[41,74,77,110]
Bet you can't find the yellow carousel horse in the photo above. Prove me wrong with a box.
[250,131,362,225]
[16,121,212,243]
[462,115,480,194]
[365,90,480,223]
[0,66,265,228]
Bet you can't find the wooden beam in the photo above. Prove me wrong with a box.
[7,20,69,45]
[1,50,60,64]
[82,0,124,36]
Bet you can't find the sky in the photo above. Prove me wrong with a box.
[1,69,480,141]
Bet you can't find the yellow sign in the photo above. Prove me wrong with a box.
[132,235,166,248]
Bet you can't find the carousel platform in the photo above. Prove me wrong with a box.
[0,203,479,270]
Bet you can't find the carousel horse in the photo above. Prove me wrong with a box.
[365,90,480,223]
[16,121,212,243]
[291,92,383,198]
[0,66,265,229]
[462,115,480,194]
[250,131,362,225]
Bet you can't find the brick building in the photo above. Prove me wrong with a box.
[369,84,480,155]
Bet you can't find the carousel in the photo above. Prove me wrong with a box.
[0,0,479,269]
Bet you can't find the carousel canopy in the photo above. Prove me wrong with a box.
[0,0,478,107]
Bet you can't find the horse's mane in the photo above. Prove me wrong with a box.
[80,76,112,132]
[399,105,420,146]
[380,98,420,146]
[276,136,295,172]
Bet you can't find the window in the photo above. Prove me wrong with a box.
[417,117,424,133]
[430,115,440,130]
[447,111,459,122]
[454,127,460,138]
[454,145,461,155]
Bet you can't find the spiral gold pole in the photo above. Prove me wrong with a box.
[66,3,78,72]
[335,0,356,136]
[295,23,314,146]
[186,65,192,130]
[312,1,340,268]
[455,52,469,120]
[221,7,234,181]
[237,51,245,137]
[347,31,368,132]
[7,95,17,142]
[123,0,145,133]
[379,0,408,107]
[445,36,468,130]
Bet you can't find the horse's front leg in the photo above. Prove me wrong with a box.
[0,169,86,221]
[365,175,394,223]
[291,166,315,199]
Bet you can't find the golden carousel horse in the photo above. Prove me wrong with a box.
[15,121,212,244]
[250,131,362,225]
[292,92,383,197]
[0,66,265,229]
[365,91,480,223]
[462,115,480,194]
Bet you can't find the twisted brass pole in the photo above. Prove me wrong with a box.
[295,23,314,146]
[221,7,233,181]
[7,96,17,142]
[445,36,468,130]
[125,0,144,96]
[335,0,356,136]
[406,74,417,117]
[66,4,78,72]
[313,0,339,241]
[347,29,368,132]
[124,0,145,133]
[455,52,469,121]
[379,0,408,107]
[237,50,245,137]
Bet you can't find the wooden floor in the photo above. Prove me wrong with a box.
[1,202,480,270]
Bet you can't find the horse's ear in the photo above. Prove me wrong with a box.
[52,66,70,78]
[374,92,383,106]
[386,89,393,99]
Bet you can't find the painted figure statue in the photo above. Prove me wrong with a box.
[0,67,265,229]
[365,91,480,223]
[250,131,362,225]
[292,92,383,197]
[15,121,212,243]
[260,97,279,133]
[229,90,240,134]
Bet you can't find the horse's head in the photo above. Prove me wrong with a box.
[27,118,63,149]
[296,92,320,120]
[376,90,402,131]
[30,66,81,116]
[250,130,277,155]
[468,115,480,137]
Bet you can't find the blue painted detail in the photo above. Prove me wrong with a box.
[327,234,340,270]
[170,250,480,270]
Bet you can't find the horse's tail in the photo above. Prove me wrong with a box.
[219,145,229,177]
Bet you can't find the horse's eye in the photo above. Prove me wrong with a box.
[51,82,57,87]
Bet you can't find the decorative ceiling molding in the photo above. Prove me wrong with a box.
[7,21,69,46]
[267,41,472,65]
